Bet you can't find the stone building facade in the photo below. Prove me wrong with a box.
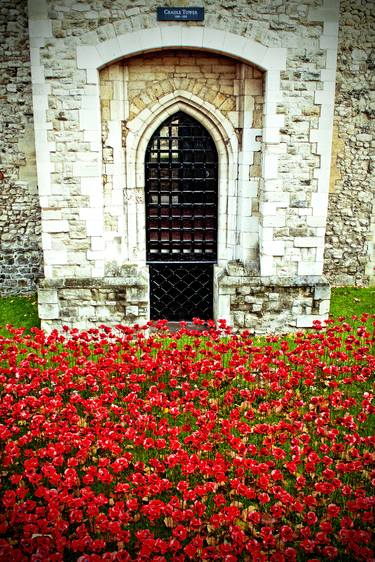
[0,0,373,333]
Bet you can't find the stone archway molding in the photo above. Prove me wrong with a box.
[77,27,287,73]
[124,92,240,265]
[129,92,239,160]
[76,26,286,149]
[74,27,286,276]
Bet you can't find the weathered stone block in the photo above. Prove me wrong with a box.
[296,315,327,328]
[294,237,324,248]
[39,303,59,319]
[38,289,58,304]
[43,220,69,233]
[319,299,330,315]
[314,284,331,300]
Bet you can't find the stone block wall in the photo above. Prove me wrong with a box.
[324,0,375,286]
[30,0,339,275]
[38,266,148,332]
[38,263,330,335]
[28,0,340,331]
[216,262,330,335]
[0,2,373,292]
[0,0,42,295]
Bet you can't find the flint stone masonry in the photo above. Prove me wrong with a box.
[0,0,43,295]
[0,184,42,294]
[325,0,375,286]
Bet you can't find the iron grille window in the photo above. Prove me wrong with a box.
[145,111,218,262]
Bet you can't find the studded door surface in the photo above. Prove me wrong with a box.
[145,111,218,321]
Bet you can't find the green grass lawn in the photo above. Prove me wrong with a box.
[0,287,374,336]
[329,286,375,318]
[0,294,40,336]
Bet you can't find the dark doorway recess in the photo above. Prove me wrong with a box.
[145,111,218,321]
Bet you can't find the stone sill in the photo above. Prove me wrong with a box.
[39,276,148,289]
[219,272,330,288]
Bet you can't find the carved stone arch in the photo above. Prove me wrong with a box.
[123,92,239,266]
[74,29,287,276]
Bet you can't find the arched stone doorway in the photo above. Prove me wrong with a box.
[33,23,334,333]
[145,111,218,321]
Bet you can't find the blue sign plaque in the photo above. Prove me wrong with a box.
[157,7,204,21]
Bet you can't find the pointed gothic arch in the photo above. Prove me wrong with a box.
[123,92,239,267]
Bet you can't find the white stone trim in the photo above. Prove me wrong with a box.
[236,64,262,263]
[366,199,375,286]
[307,0,340,276]
[28,1,52,204]
[77,27,286,72]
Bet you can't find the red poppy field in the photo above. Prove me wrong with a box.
[0,317,374,561]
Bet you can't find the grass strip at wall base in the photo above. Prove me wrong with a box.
[0,287,374,336]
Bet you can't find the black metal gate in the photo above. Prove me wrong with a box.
[145,111,218,321]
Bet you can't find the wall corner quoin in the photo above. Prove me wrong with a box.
[306,0,340,200]
[28,0,49,20]
[307,0,340,27]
